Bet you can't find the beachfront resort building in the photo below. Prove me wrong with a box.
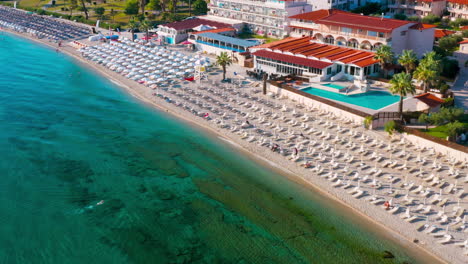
[288,9,435,57]
[447,0,468,20]
[157,18,234,44]
[206,0,312,38]
[386,0,447,17]
[250,36,381,81]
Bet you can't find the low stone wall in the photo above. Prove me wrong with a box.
[267,81,368,126]
[402,127,468,162]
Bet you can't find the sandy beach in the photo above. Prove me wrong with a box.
[3,27,467,264]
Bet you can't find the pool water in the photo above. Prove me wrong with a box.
[302,87,400,110]
[322,83,345,90]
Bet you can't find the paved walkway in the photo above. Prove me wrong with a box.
[452,67,468,111]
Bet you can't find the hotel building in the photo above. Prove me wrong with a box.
[207,0,313,38]
[288,9,435,57]
[447,0,468,20]
[250,36,381,81]
[386,0,446,17]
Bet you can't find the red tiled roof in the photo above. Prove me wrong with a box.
[290,9,413,33]
[447,0,468,4]
[434,29,456,38]
[289,25,315,30]
[253,50,333,69]
[255,37,379,67]
[419,0,445,2]
[409,23,436,30]
[461,25,468,30]
[251,37,297,49]
[159,18,230,31]
[192,27,236,34]
[415,93,445,107]
[289,9,338,22]
[460,39,468,44]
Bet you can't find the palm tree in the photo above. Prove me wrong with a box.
[413,51,441,92]
[128,18,139,42]
[216,52,232,81]
[373,45,395,79]
[389,72,416,120]
[398,49,418,74]
[139,19,151,43]
[413,64,436,93]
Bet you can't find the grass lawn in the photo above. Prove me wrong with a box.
[421,114,468,144]
[237,32,279,43]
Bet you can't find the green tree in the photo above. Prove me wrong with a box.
[449,18,468,28]
[127,18,139,42]
[462,30,468,38]
[438,35,463,56]
[78,0,89,20]
[398,49,418,74]
[373,45,395,78]
[124,0,139,15]
[94,7,105,18]
[351,3,382,15]
[421,14,441,24]
[146,0,161,10]
[441,57,460,79]
[446,121,464,141]
[418,113,430,130]
[69,0,78,16]
[216,52,233,81]
[389,72,416,120]
[139,19,151,42]
[192,0,207,15]
[110,8,116,22]
[440,107,464,123]
[139,0,146,15]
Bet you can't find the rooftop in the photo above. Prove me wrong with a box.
[434,29,456,38]
[447,0,468,4]
[192,27,236,34]
[196,32,260,48]
[251,37,379,67]
[289,9,413,33]
[159,18,231,31]
[409,23,437,30]
[414,93,445,108]
[252,49,333,69]
[460,39,468,44]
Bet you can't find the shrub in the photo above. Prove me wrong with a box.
[441,57,460,79]
[407,16,420,21]
[363,116,374,129]
[442,97,454,108]
[36,9,46,15]
[393,13,407,20]
[384,120,397,135]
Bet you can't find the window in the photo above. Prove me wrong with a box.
[327,67,332,75]
[378,32,385,38]
[400,31,407,36]
[345,65,349,74]
[367,31,377,37]
[341,27,352,34]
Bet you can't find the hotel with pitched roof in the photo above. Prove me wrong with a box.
[288,9,435,57]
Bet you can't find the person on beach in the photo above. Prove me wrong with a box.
[384,201,390,210]
[246,120,250,126]
[294,147,298,156]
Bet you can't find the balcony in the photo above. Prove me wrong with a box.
[414,5,432,12]
[289,21,318,30]
[314,29,390,43]
[447,7,468,15]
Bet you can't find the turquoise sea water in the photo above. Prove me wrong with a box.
[302,87,400,110]
[0,32,425,264]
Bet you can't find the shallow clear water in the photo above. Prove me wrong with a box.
[322,83,345,90]
[302,87,400,110]
[0,32,422,264]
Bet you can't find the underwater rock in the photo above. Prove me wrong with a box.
[382,250,395,259]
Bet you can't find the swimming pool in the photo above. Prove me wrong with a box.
[322,83,346,90]
[302,87,400,110]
